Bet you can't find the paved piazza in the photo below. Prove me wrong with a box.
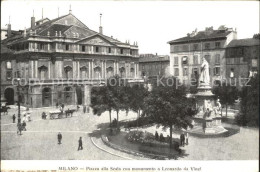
[1,107,259,160]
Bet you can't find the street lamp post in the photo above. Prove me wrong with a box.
[17,77,21,124]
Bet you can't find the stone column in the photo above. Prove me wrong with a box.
[137,63,139,77]
[113,61,116,75]
[48,61,51,79]
[92,60,94,78]
[116,61,119,75]
[101,60,104,78]
[84,85,91,107]
[35,61,38,78]
[104,60,107,79]
[88,61,91,78]
[78,61,80,78]
[134,63,137,78]
[31,61,34,78]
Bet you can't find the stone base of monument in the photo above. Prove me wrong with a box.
[190,82,228,137]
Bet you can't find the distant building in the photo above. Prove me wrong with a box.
[225,38,259,85]
[139,54,170,78]
[168,26,237,86]
[1,11,141,108]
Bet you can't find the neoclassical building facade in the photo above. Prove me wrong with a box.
[1,12,141,108]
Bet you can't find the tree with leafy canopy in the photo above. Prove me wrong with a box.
[236,74,259,127]
[213,83,239,117]
[91,86,114,126]
[143,77,197,148]
[107,75,126,127]
[129,84,149,119]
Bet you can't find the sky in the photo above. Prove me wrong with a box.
[1,1,259,55]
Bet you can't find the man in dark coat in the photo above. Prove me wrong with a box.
[180,133,185,147]
[12,114,16,123]
[78,137,83,150]
[83,105,86,113]
[57,132,62,144]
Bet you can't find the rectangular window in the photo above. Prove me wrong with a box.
[204,43,210,50]
[174,68,179,76]
[204,55,211,63]
[215,42,221,48]
[193,55,198,64]
[183,45,188,51]
[214,67,220,76]
[6,70,12,80]
[215,54,220,64]
[193,44,198,51]
[183,68,188,76]
[252,59,258,67]
[174,57,178,66]
[95,46,99,52]
[65,44,69,51]
[82,45,85,52]
[234,58,240,64]
[192,68,198,75]
[182,57,188,65]
[174,46,179,52]
[120,49,124,54]
[109,47,111,53]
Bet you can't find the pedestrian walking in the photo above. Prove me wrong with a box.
[57,132,62,144]
[22,121,27,131]
[180,132,185,147]
[12,114,16,123]
[56,102,59,109]
[17,123,22,135]
[78,137,83,150]
[185,132,189,145]
[77,105,80,111]
[83,105,86,113]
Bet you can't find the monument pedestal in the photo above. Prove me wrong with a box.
[193,83,227,135]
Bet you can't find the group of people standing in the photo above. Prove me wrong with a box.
[180,132,189,147]
[57,132,83,151]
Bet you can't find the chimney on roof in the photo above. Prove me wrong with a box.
[69,5,72,14]
[7,16,11,37]
[23,27,26,37]
[99,13,103,34]
[31,10,36,30]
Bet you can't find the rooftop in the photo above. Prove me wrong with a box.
[168,26,234,44]
[227,38,260,48]
[139,54,169,62]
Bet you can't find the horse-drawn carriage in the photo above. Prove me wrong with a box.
[48,109,76,120]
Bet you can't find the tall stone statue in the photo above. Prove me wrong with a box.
[199,57,210,85]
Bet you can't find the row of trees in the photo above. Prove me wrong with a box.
[91,76,149,127]
[91,76,197,148]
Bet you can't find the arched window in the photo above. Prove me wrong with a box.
[80,66,88,79]
[119,67,125,78]
[38,65,48,80]
[94,66,101,79]
[106,66,114,78]
[64,65,73,79]
[130,68,135,78]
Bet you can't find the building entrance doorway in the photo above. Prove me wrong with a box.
[42,87,52,107]
[4,88,14,105]
[64,87,73,105]
[76,86,82,105]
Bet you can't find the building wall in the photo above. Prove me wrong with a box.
[139,61,169,77]
[169,31,237,86]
